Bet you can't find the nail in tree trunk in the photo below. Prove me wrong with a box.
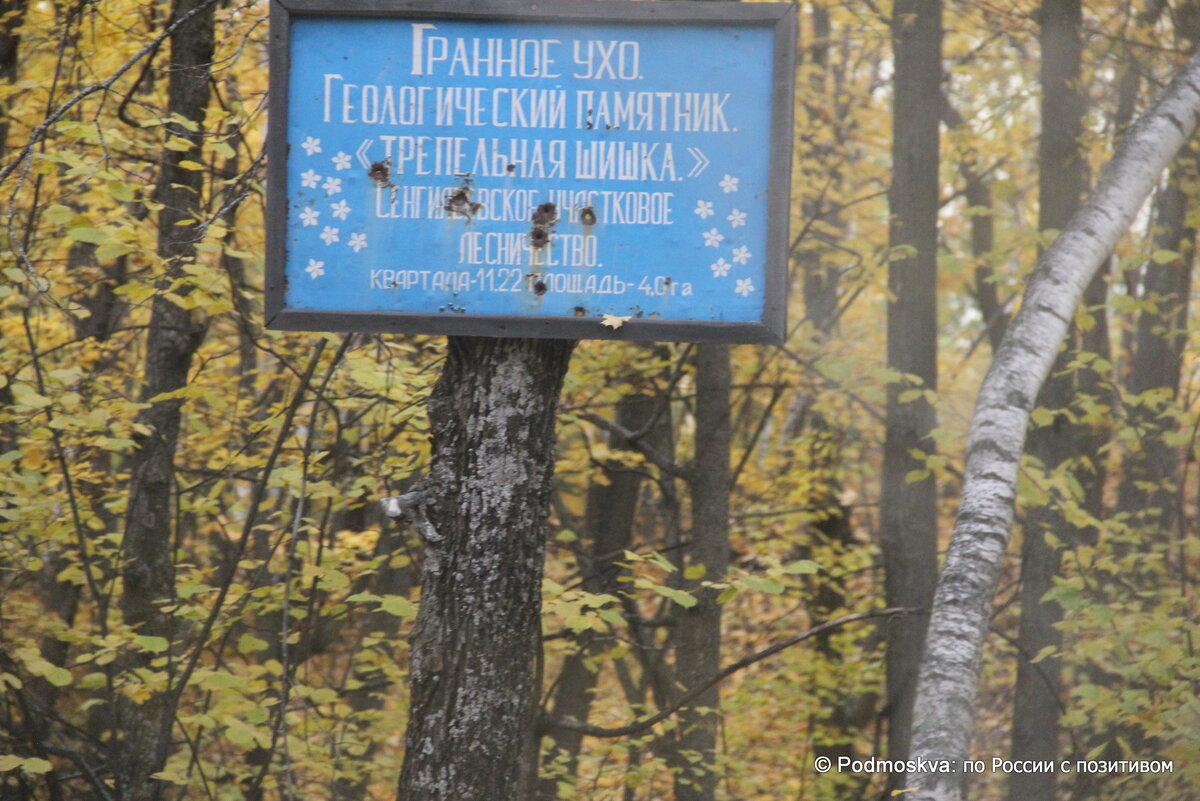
[396,336,574,801]
[881,0,941,777]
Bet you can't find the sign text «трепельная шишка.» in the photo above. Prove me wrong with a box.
[274,5,792,339]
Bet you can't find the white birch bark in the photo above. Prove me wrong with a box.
[905,49,1200,801]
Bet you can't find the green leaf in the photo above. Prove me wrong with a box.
[95,241,134,262]
[565,614,593,632]
[1031,645,1058,664]
[782,559,820,575]
[20,758,52,775]
[44,667,72,687]
[742,575,785,595]
[1030,407,1055,427]
[43,204,74,225]
[136,635,170,653]
[310,687,339,705]
[150,769,190,786]
[68,226,108,244]
[380,596,416,618]
[652,586,697,608]
[904,469,930,484]
[178,582,212,599]
[597,608,625,627]
[683,564,707,581]
[237,634,268,655]
[107,180,135,202]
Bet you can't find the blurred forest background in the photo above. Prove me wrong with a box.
[1,0,1198,800]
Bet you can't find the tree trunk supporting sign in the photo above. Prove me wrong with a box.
[395,336,574,801]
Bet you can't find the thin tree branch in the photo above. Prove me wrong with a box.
[544,607,910,738]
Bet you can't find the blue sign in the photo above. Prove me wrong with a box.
[267,1,795,342]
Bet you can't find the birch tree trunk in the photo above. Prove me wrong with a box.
[905,49,1200,801]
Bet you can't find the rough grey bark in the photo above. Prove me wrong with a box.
[1010,4,1094,798]
[396,336,574,801]
[672,343,731,801]
[906,47,1200,801]
[881,0,941,774]
[113,1,214,798]
[538,390,658,801]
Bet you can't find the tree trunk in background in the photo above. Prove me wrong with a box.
[794,4,878,776]
[396,337,574,801]
[799,2,842,335]
[673,343,731,801]
[881,0,940,777]
[941,99,1008,352]
[906,49,1200,801]
[538,389,659,801]
[113,1,214,798]
[333,514,417,801]
[1116,147,1196,543]
[1010,4,1094,799]
[0,0,24,158]
[0,0,27,452]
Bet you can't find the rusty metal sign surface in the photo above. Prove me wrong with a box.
[266,0,795,342]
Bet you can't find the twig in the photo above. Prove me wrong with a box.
[170,338,328,704]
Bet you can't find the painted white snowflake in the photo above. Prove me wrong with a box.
[330,200,351,220]
[732,246,752,265]
[301,136,322,156]
[694,200,715,219]
[710,258,731,278]
[727,209,747,228]
[320,226,340,246]
[322,176,343,196]
[332,151,352,171]
[735,278,755,297]
[299,207,320,227]
[719,174,739,194]
[348,233,368,252]
[300,169,321,189]
[305,259,325,279]
[702,228,724,247]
